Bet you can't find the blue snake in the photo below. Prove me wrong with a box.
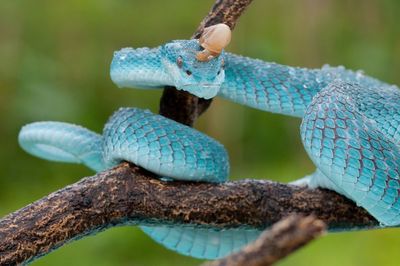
[18,39,400,259]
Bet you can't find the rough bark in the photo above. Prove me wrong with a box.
[0,163,378,265]
[204,215,326,266]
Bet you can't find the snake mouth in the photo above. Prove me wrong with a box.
[180,84,220,99]
[181,83,220,88]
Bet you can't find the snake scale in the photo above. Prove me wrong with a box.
[18,39,400,259]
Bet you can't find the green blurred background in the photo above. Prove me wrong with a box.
[1,0,400,265]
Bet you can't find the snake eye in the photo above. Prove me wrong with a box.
[186,70,192,76]
[217,70,221,75]
[177,57,183,68]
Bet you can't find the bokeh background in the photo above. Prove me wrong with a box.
[1,0,400,265]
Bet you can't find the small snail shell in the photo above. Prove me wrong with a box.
[196,23,231,62]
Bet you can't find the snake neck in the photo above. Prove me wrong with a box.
[219,53,388,118]
[218,53,322,117]
[111,47,173,89]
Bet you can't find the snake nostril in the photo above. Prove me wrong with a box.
[186,70,192,76]
[177,57,183,68]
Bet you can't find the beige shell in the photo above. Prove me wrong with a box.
[196,23,231,61]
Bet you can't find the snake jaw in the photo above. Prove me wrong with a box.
[180,84,221,99]
[162,56,223,99]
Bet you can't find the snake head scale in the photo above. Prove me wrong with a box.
[110,24,231,100]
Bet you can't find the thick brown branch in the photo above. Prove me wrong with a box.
[159,0,253,125]
[204,215,326,266]
[0,163,378,265]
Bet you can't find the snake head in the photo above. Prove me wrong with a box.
[160,40,225,99]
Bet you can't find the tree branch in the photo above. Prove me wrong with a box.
[0,163,378,265]
[203,215,326,266]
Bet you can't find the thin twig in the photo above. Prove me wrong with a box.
[159,0,253,125]
[204,215,326,266]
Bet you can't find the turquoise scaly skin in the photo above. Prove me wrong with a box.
[18,39,400,259]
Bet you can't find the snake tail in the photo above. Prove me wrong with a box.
[18,121,104,172]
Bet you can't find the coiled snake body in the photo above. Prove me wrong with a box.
[18,40,400,259]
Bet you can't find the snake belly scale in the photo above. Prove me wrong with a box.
[18,39,400,259]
